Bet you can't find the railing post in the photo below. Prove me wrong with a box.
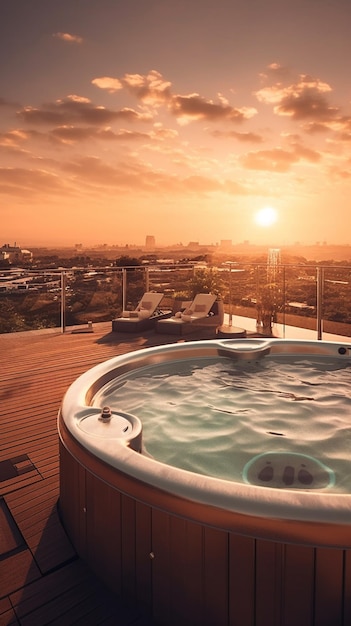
[61,271,66,334]
[145,266,150,292]
[282,265,286,338]
[122,268,127,311]
[316,266,323,340]
[228,263,233,326]
[255,264,261,331]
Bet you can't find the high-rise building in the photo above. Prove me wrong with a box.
[145,235,155,249]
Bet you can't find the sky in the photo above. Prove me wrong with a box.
[1,0,351,248]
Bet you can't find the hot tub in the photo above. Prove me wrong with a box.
[58,339,351,626]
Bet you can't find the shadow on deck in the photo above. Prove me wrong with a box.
[1,319,258,625]
[1,322,193,625]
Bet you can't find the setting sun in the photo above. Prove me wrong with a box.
[1,1,351,247]
[255,207,278,228]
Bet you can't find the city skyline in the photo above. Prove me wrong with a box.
[1,0,351,247]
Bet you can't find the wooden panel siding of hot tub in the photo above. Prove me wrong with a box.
[151,511,229,626]
[58,440,351,626]
[58,443,87,558]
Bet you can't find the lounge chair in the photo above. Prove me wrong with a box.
[112,292,171,332]
[155,293,222,335]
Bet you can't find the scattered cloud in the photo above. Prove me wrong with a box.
[0,166,66,196]
[50,126,159,144]
[328,166,351,179]
[91,77,123,93]
[94,70,172,106]
[255,67,339,127]
[53,32,83,44]
[210,129,264,143]
[170,94,257,125]
[17,95,152,126]
[2,63,351,215]
[240,143,321,173]
[121,70,172,105]
[93,69,257,124]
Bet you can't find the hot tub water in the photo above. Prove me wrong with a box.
[92,353,351,492]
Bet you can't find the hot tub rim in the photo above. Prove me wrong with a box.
[59,338,351,534]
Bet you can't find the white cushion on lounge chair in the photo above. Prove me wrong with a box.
[171,294,216,323]
[122,292,163,319]
[136,293,163,314]
[155,293,219,335]
[188,294,216,318]
[139,300,153,310]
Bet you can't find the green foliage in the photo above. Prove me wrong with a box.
[256,282,284,332]
[0,296,60,332]
[186,268,224,299]
[115,256,141,267]
[0,299,27,332]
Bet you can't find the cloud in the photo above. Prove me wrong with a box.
[210,129,263,143]
[58,154,250,197]
[240,144,321,173]
[240,148,296,172]
[276,88,338,122]
[93,70,171,105]
[50,126,153,144]
[116,70,172,105]
[17,95,151,126]
[0,122,179,150]
[302,122,333,134]
[91,77,123,93]
[328,166,351,179]
[170,94,257,125]
[257,67,351,141]
[181,175,222,193]
[289,143,321,163]
[0,167,66,197]
[92,69,257,125]
[258,62,293,82]
[0,129,32,147]
[53,32,83,44]
[255,70,338,123]
[305,115,351,141]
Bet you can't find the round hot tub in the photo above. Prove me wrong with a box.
[58,339,351,626]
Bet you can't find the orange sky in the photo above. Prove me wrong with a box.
[1,0,351,247]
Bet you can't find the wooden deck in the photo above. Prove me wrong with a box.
[0,322,199,626]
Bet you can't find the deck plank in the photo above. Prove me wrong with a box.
[0,323,180,624]
[0,550,41,598]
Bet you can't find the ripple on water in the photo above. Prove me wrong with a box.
[93,356,351,493]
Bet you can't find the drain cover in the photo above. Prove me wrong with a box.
[243,452,335,490]
[0,455,36,483]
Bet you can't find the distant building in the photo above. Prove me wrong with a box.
[0,243,33,263]
[145,235,156,249]
[220,239,232,249]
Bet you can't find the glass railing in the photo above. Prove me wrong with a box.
[0,263,350,340]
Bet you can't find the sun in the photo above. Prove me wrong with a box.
[255,206,278,227]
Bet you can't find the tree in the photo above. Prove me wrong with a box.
[186,267,224,299]
[114,256,141,268]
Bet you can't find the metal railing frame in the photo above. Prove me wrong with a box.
[57,263,346,340]
[0,263,349,339]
